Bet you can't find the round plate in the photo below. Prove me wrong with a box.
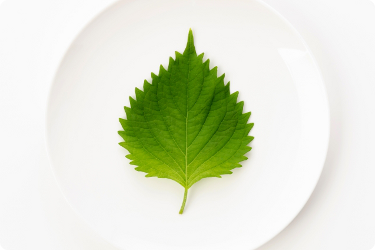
[46,0,329,249]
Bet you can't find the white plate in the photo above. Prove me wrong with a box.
[46,0,329,249]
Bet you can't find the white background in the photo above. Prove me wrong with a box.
[1,0,375,249]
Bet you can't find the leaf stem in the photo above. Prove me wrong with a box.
[179,188,188,214]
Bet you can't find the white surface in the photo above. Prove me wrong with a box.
[1,0,375,250]
[45,1,328,249]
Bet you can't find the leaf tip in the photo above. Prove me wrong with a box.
[184,28,196,55]
[188,28,193,42]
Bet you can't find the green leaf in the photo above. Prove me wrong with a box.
[119,29,254,214]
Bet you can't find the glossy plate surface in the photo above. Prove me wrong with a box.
[46,0,329,249]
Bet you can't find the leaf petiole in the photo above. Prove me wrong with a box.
[179,187,188,214]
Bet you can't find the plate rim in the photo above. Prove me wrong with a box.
[44,0,330,249]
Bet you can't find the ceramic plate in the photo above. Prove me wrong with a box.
[46,0,329,249]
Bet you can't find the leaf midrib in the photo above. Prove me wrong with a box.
[185,53,190,188]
